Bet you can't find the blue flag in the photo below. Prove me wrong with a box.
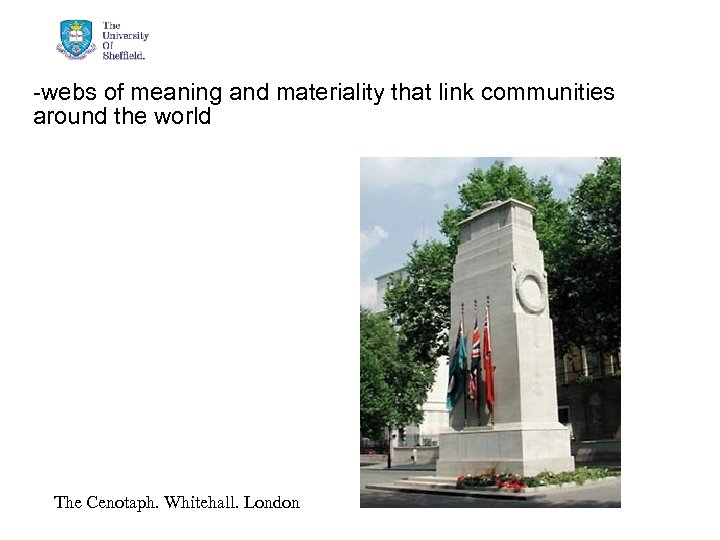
[446,318,467,409]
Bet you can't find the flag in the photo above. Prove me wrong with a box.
[482,305,495,413]
[468,309,481,401]
[446,318,467,410]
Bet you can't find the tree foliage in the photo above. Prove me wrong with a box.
[439,162,570,262]
[426,162,569,344]
[552,157,621,353]
[360,308,435,439]
[360,308,397,439]
[373,159,620,426]
[383,240,453,372]
[366,241,452,435]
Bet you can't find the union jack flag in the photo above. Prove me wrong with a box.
[468,310,481,401]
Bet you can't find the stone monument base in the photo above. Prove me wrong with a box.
[437,423,575,477]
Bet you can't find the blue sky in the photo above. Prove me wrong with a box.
[360,157,602,309]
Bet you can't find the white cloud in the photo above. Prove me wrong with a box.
[360,279,378,311]
[506,157,601,195]
[360,157,479,189]
[360,225,388,256]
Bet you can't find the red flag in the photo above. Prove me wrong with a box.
[482,305,495,413]
[468,309,481,401]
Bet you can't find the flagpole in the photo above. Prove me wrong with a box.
[487,295,495,428]
[462,303,468,428]
[474,299,480,426]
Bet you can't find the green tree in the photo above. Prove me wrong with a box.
[383,240,453,377]
[395,162,570,353]
[552,157,621,354]
[360,308,435,439]
[377,159,620,426]
[440,162,570,264]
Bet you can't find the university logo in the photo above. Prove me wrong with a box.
[57,20,96,60]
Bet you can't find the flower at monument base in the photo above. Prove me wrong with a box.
[496,476,526,492]
[456,472,527,491]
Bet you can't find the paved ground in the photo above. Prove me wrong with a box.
[360,468,621,508]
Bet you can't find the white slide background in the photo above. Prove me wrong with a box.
[2,0,717,536]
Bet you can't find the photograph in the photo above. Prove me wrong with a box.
[360,157,620,507]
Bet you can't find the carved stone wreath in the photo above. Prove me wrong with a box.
[515,269,547,314]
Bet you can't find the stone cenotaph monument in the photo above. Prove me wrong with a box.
[437,199,574,477]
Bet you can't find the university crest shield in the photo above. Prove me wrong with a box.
[60,20,92,56]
